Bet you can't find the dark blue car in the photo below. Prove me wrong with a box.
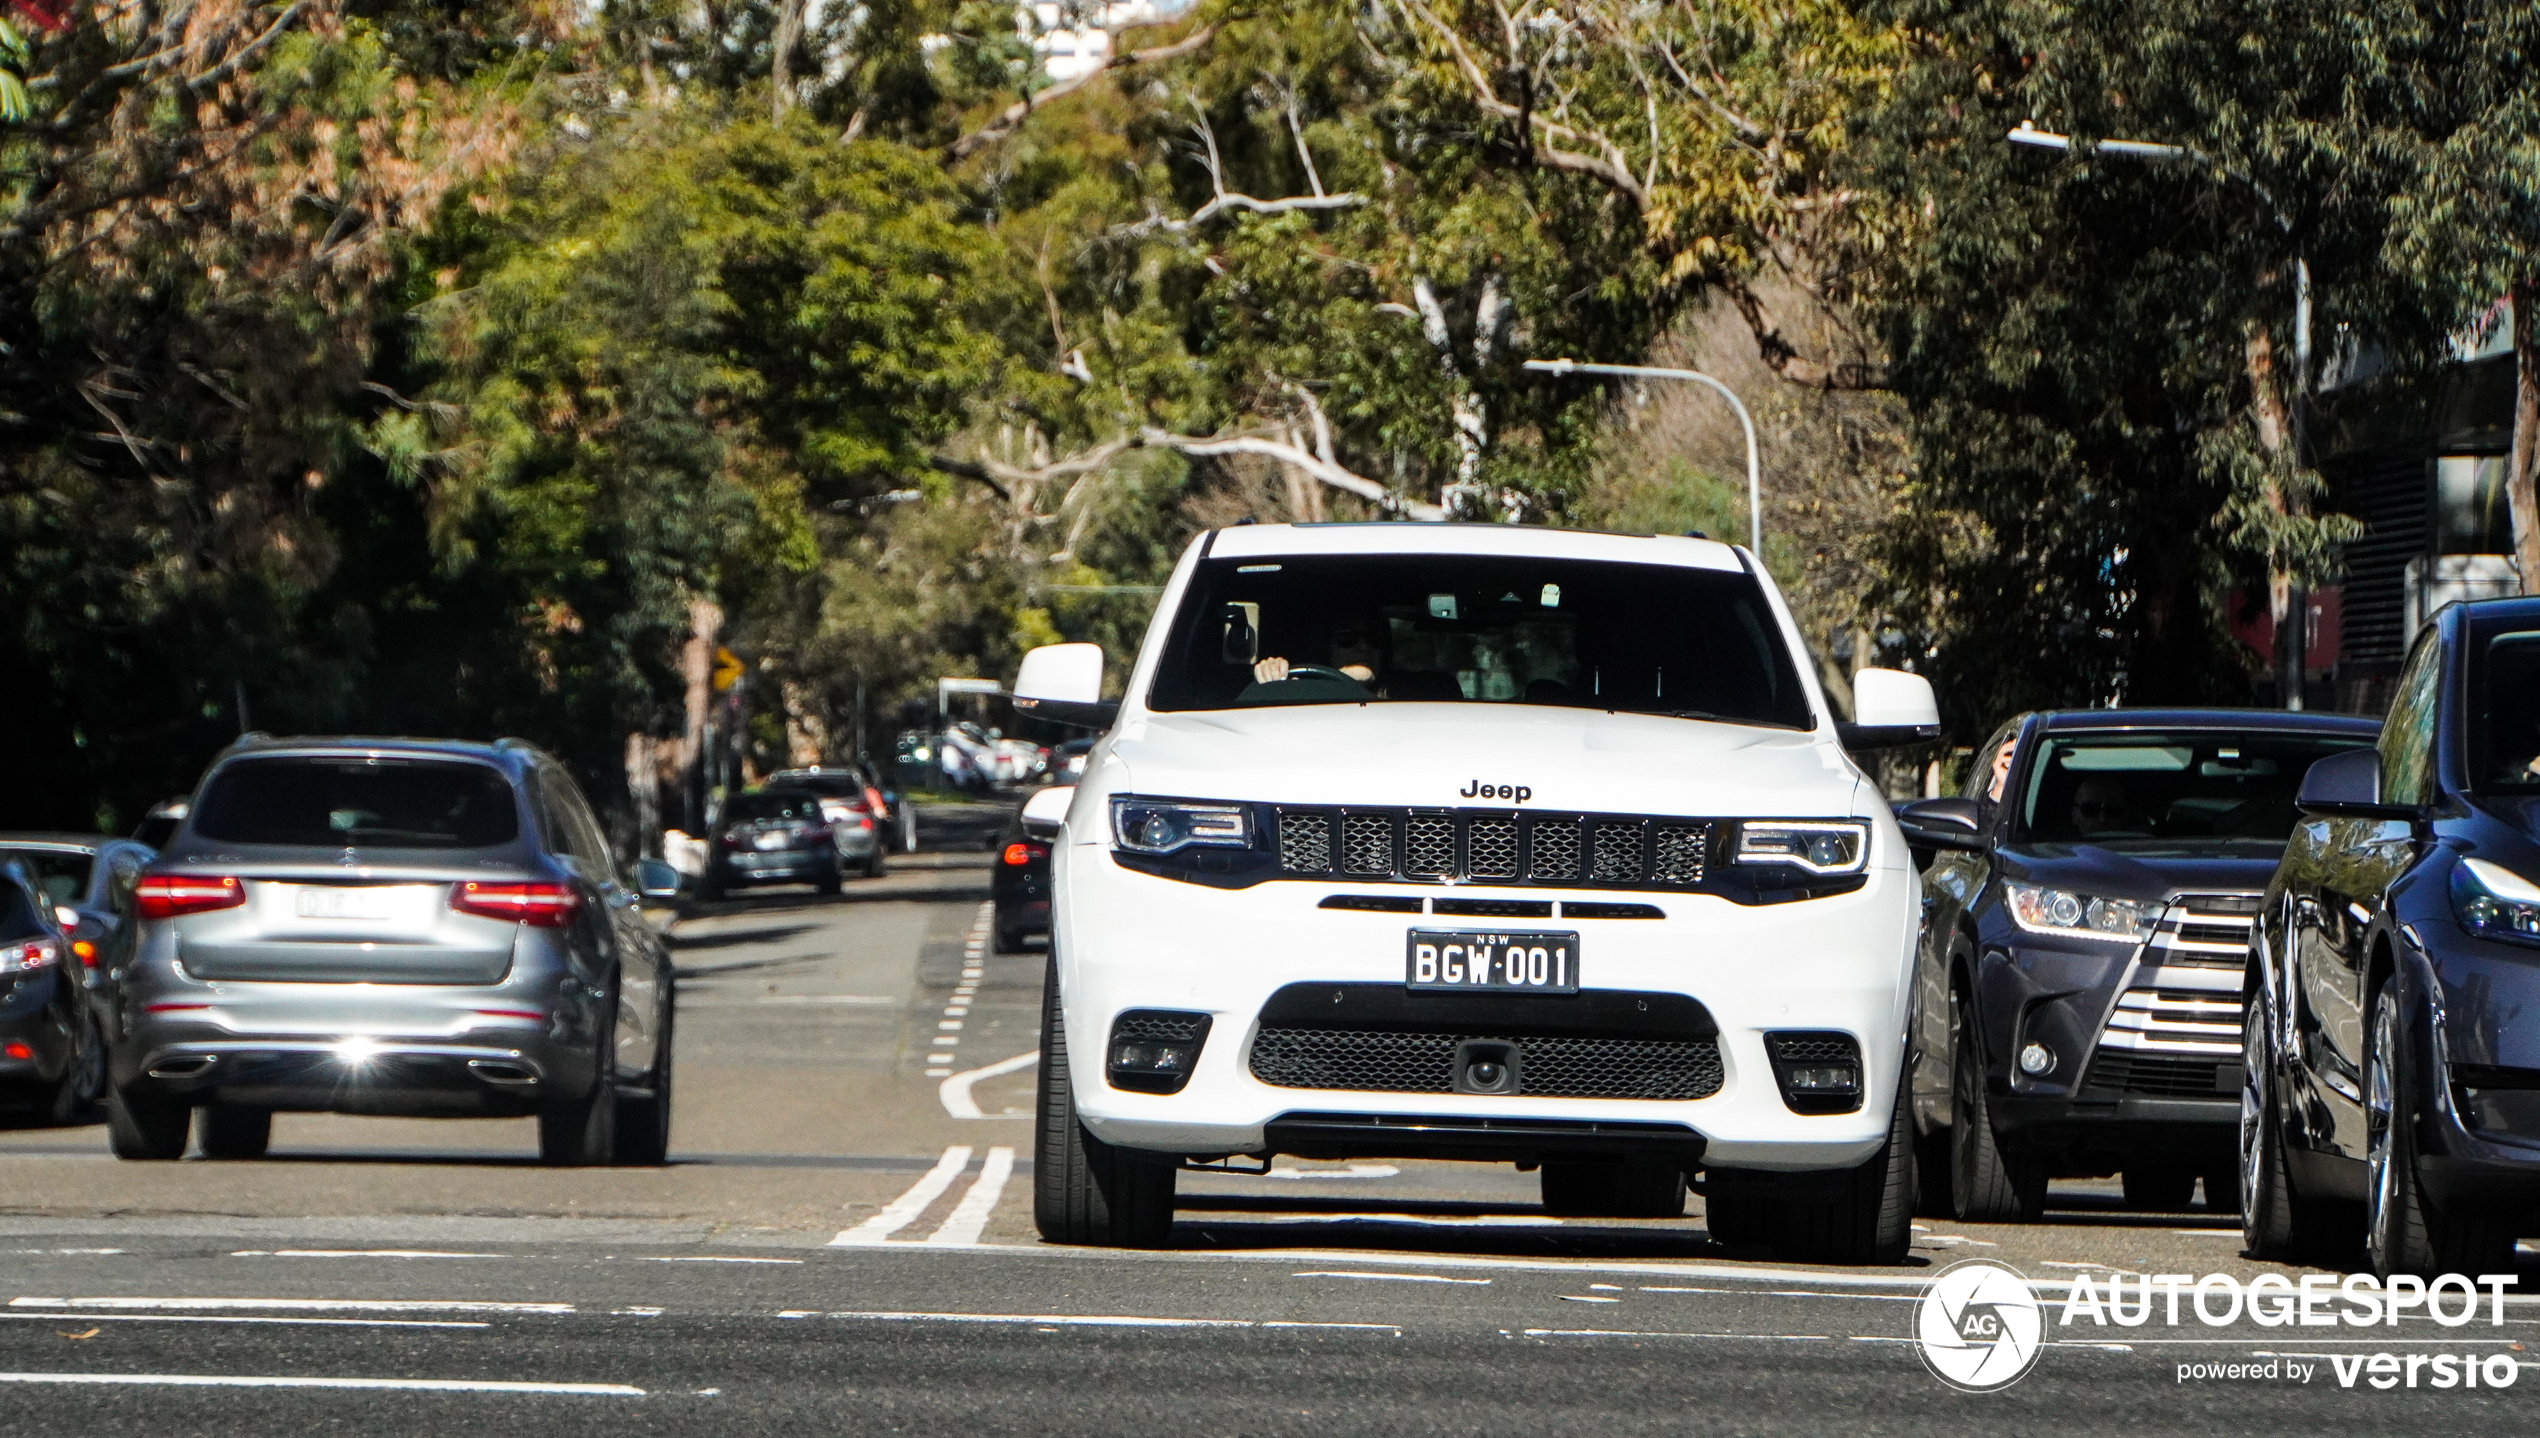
[2248,598,2540,1275]
[1896,708,2380,1223]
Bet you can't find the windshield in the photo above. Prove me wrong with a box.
[2017,730,2369,853]
[1146,553,1812,728]
[0,848,93,907]
[729,791,823,823]
[192,758,521,849]
[2471,629,2540,793]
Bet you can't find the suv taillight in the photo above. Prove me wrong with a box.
[450,882,580,928]
[133,875,245,920]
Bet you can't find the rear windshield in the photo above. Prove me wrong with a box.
[729,791,824,822]
[2017,730,2370,853]
[0,883,42,939]
[1147,554,1813,729]
[766,772,866,798]
[0,849,92,907]
[192,758,521,849]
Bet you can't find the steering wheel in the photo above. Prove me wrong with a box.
[1274,664,1359,683]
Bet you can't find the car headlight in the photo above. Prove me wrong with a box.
[1733,820,1870,875]
[2451,856,2540,945]
[1110,798,1252,855]
[2003,881,2159,943]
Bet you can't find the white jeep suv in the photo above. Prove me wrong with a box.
[1012,523,1939,1263]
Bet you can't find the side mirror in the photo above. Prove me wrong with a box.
[1020,785,1076,828]
[1894,798,1986,853]
[2296,747,2413,820]
[634,858,685,901]
[1012,643,1118,730]
[1838,668,1943,751]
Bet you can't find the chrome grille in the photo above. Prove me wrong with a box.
[1529,820,1581,880]
[1278,810,1333,874]
[2098,988,2243,1055]
[1343,815,1394,875]
[1405,817,1455,876]
[2141,894,2259,970]
[1466,819,1519,879]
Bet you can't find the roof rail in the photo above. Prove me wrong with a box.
[225,731,273,750]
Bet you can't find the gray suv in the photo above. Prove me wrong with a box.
[107,737,678,1166]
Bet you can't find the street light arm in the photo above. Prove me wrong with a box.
[1524,359,1763,554]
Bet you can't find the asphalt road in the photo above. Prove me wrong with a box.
[2,816,2534,1432]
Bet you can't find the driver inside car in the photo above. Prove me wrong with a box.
[1253,618,1384,689]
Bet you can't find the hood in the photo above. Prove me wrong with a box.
[1108,704,1863,818]
[1998,842,2282,901]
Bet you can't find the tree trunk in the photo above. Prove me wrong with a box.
[2511,278,2540,594]
[2244,321,2305,708]
[771,0,808,117]
[679,598,722,835]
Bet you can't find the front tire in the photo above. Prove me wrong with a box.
[106,1085,190,1160]
[1032,960,1174,1248]
[2241,999,2340,1260]
[198,1105,272,1160]
[1540,1158,1687,1218]
[1949,986,2046,1222]
[1765,1080,1915,1265]
[2365,986,2512,1277]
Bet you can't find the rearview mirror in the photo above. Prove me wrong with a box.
[1838,668,1942,751]
[1012,643,1118,730]
[633,858,684,901]
[2296,747,2413,820]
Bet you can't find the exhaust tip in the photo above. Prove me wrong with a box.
[467,1059,540,1086]
[145,1055,217,1079]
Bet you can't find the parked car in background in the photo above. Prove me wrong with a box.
[0,833,155,953]
[1052,738,1095,782]
[993,787,1073,952]
[0,860,103,1124]
[705,787,843,899]
[109,736,681,1166]
[1895,709,2379,1223]
[761,766,893,877]
[2247,599,2540,1275]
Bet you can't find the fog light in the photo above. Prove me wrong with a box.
[1110,1040,1194,1073]
[2018,1043,2056,1076]
[1785,1064,1858,1091]
[1104,1010,1212,1095]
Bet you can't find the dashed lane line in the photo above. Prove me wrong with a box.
[10,1297,574,1315]
[790,1310,1401,1333]
[925,903,993,1077]
[0,1372,646,1396]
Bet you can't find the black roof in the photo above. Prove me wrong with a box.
[2036,707,2379,736]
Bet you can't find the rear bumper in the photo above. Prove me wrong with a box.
[714,849,839,884]
[120,1039,565,1117]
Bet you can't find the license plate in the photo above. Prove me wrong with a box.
[1405,930,1579,993]
[752,831,790,851]
[293,886,407,921]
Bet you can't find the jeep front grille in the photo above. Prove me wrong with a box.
[1272,806,1713,892]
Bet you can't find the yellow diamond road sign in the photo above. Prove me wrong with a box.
[711,647,745,694]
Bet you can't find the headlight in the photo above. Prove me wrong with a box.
[0,939,58,974]
[2003,881,2159,943]
[1110,798,1252,855]
[2452,857,2540,945]
[1734,820,1870,875]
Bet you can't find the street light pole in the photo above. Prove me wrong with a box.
[2006,121,2314,710]
[1524,358,1764,555]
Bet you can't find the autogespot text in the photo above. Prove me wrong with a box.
[2053,1272,2523,1390]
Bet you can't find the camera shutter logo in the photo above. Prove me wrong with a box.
[1916,1260,2044,1392]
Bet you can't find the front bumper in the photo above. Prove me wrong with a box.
[1053,849,1916,1172]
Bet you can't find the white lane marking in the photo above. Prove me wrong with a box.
[1261,1165,1400,1181]
[1559,1295,1622,1303]
[635,1257,802,1265]
[231,1250,508,1260]
[11,1297,573,1315]
[0,1372,644,1396]
[755,995,893,1005]
[1292,1272,1490,1285]
[0,1313,488,1330]
[612,1306,667,1317]
[828,1146,973,1246]
[1525,1329,1830,1341]
[939,1049,1038,1120]
[1225,1213,1563,1228]
[1640,1287,1921,1303]
[817,1311,1398,1333]
[925,1147,1016,1247]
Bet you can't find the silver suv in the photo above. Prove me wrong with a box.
[107,737,678,1166]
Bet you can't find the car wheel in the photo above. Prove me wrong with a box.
[815,865,843,897]
[2121,1165,2197,1210]
[198,1105,272,1160]
[2241,999,2340,1260]
[1032,960,1174,1248]
[1540,1158,1686,1218]
[613,1007,674,1167]
[106,1085,190,1160]
[1949,985,2047,1222]
[1765,1080,1914,1265]
[47,1014,106,1126]
[2364,985,2513,1278]
[866,847,888,879]
[540,1002,619,1167]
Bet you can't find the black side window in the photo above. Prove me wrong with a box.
[536,768,613,872]
[0,885,41,941]
[1964,723,2023,806]
[2380,634,2443,807]
[108,853,142,916]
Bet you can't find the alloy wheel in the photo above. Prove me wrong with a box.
[2363,993,2398,1274]
[2239,999,2268,1252]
